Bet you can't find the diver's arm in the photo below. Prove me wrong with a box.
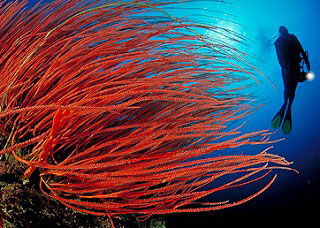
[276,48,288,72]
[275,43,287,69]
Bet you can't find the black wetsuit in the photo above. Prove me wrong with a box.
[272,33,310,133]
[274,34,308,106]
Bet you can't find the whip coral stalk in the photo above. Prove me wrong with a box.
[0,0,292,221]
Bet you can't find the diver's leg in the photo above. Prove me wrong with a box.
[272,87,287,129]
[282,85,289,111]
[287,83,297,112]
[287,63,300,111]
[271,68,288,129]
[282,67,289,109]
[285,64,299,123]
[282,82,297,134]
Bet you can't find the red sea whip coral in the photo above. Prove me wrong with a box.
[0,0,292,220]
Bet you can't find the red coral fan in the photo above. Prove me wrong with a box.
[0,0,292,220]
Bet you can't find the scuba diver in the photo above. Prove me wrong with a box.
[271,26,310,134]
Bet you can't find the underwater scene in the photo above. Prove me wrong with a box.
[0,0,319,227]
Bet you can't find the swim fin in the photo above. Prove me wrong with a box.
[282,110,292,134]
[271,107,285,129]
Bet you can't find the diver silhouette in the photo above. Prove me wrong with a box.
[271,26,310,134]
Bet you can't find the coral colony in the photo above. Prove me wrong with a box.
[0,0,292,226]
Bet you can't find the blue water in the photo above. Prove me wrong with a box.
[166,0,320,226]
[11,0,320,226]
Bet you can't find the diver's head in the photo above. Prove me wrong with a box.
[279,26,289,37]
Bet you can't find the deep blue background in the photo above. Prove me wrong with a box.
[166,0,320,226]
[8,0,320,226]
